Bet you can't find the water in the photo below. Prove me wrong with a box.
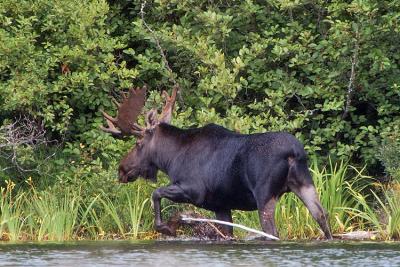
[0,240,399,267]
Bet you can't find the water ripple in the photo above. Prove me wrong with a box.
[0,241,399,267]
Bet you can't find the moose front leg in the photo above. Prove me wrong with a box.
[152,184,191,236]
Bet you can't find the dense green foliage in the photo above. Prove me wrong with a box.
[0,0,399,241]
[1,0,400,173]
[379,129,400,182]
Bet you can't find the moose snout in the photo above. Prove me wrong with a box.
[118,166,129,183]
[118,165,139,183]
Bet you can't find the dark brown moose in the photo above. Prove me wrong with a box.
[101,85,333,239]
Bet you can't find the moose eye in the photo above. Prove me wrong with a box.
[145,128,154,135]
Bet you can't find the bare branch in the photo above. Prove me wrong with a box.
[342,30,360,119]
[0,116,57,173]
[140,1,183,104]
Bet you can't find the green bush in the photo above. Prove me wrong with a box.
[1,0,400,182]
[113,0,400,166]
[0,0,136,136]
[378,128,400,182]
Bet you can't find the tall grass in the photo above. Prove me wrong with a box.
[126,188,150,238]
[234,159,377,239]
[1,160,399,241]
[95,187,150,239]
[309,158,372,234]
[347,182,400,239]
[0,182,27,241]
[28,190,81,241]
[380,187,400,239]
[0,180,152,241]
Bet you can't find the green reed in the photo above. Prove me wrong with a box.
[0,180,152,241]
[347,182,400,240]
[0,182,26,241]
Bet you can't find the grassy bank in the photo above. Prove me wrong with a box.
[1,161,399,241]
[0,180,155,241]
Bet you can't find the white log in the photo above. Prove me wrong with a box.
[180,215,280,241]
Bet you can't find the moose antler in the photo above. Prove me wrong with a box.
[158,85,178,124]
[100,86,147,137]
[101,85,179,137]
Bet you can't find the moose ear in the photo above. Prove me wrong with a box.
[146,109,159,128]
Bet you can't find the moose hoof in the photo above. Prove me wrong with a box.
[156,224,176,236]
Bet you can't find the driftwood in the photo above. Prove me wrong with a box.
[166,211,279,240]
[334,231,380,240]
[167,212,382,241]
[166,212,231,240]
[180,215,280,240]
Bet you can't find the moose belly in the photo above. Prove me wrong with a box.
[201,188,257,211]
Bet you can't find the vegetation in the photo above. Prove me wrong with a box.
[0,178,155,241]
[0,1,399,241]
[0,160,399,241]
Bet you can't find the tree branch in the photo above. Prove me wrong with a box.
[342,30,360,119]
[140,1,183,103]
[0,116,57,173]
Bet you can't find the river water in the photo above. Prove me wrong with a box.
[0,240,399,266]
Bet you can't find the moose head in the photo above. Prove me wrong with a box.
[101,85,178,183]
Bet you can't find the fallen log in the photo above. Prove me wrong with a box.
[180,215,280,240]
[165,211,279,240]
[333,231,380,240]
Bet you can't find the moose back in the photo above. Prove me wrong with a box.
[101,85,332,239]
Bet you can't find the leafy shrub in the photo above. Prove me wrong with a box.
[378,129,400,182]
[115,0,400,167]
[1,0,400,180]
[0,0,136,137]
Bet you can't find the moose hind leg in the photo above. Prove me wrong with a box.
[290,184,333,239]
[215,209,233,237]
[257,195,279,239]
[152,184,191,236]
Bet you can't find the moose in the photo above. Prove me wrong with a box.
[101,85,333,240]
